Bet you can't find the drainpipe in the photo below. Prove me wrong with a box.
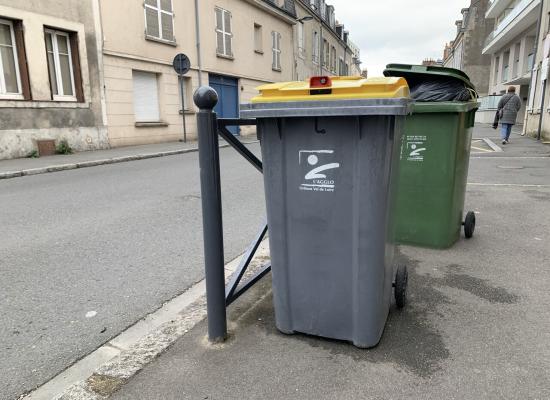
[194,0,203,86]
[319,23,323,75]
[524,0,544,135]
[537,0,546,140]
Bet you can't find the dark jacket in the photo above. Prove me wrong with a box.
[497,93,522,125]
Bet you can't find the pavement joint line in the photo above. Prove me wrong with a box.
[0,140,259,181]
[482,138,503,152]
[471,156,550,159]
[23,241,270,400]
[467,182,550,188]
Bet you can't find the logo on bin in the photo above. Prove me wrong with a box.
[404,136,427,162]
[299,150,340,193]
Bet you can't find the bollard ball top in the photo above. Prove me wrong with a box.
[193,86,219,110]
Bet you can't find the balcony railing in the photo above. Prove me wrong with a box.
[484,0,538,48]
[479,95,503,110]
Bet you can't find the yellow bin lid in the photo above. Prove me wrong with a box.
[251,76,410,103]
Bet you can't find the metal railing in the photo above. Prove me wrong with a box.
[194,86,269,342]
[484,0,539,48]
[479,94,503,110]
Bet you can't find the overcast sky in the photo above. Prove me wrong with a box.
[327,0,472,76]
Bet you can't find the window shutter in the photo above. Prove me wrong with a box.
[224,10,232,56]
[277,33,281,70]
[12,21,30,99]
[215,8,223,54]
[132,71,160,122]
[69,33,84,102]
[161,13,174,41]
[160,0,172,12]
[271,32,276,69]
[145,7,160,38]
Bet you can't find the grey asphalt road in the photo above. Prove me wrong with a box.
[112,129,550,400]
[0,144,265,400]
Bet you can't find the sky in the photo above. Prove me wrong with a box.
[327,0,472,76]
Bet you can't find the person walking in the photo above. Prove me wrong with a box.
[495,86,522,145]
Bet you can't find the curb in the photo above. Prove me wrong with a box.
[1,140,258,181]
[22,242,270,400]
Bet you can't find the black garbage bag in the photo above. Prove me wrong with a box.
[410,79,472,102]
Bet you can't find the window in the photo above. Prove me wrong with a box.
[297,22,304,58]
[323,39,329,67]
[45,29,83,101]
[339,57,345,76]
[144,0,174,42]
[178,76,191,112]
[254,23,263,53]
[272,31,281,71]
[132,70,160,122]
[320,0,326,19]
[0,18,26,99]
[215,7,232,57]
[330,46,336,73]
[312,31,319,64]
[493,56,499,85]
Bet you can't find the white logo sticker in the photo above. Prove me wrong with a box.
[405,135,427,162]
[299,150,340,193]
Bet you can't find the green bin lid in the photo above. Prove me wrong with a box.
[383,63,476,92]
[411,101,480,113]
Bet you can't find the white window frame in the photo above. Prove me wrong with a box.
[215,7,233,58]
[45,29,76,101]
[272,31,281,71]
[144,0,175,43]
[0,18,23,100]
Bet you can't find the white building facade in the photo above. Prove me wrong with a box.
[481,0,541,124]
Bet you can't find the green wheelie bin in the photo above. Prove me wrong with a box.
[383,64,478,249]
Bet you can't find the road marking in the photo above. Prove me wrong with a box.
[482,138,503,152]
[23,242,270,400]
[471,146,493,153]
[468,182,550,188]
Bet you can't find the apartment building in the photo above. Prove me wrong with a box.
[0,0,361,155]
[293,0,357,81]
[443,1,494,97]
[99,0,295,146]
[0,0,107,160]
[482,0,542,125]
[524,0,550,140]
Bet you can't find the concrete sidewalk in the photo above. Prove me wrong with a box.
[56,128,550,399]
[0,137,257,180]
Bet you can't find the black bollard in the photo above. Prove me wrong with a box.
[194,86,227,342]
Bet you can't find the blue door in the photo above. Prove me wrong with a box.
[209,74,240,135]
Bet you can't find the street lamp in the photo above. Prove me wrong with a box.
[298,15,314,23]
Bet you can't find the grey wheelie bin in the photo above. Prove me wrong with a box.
[240,76,411,348]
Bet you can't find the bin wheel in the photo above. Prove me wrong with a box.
[394,265,408,309]
[464,211,476,239]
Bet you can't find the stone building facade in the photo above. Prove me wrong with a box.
[0,0,107,160]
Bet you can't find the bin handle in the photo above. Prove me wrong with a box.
[314,118,326,134]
